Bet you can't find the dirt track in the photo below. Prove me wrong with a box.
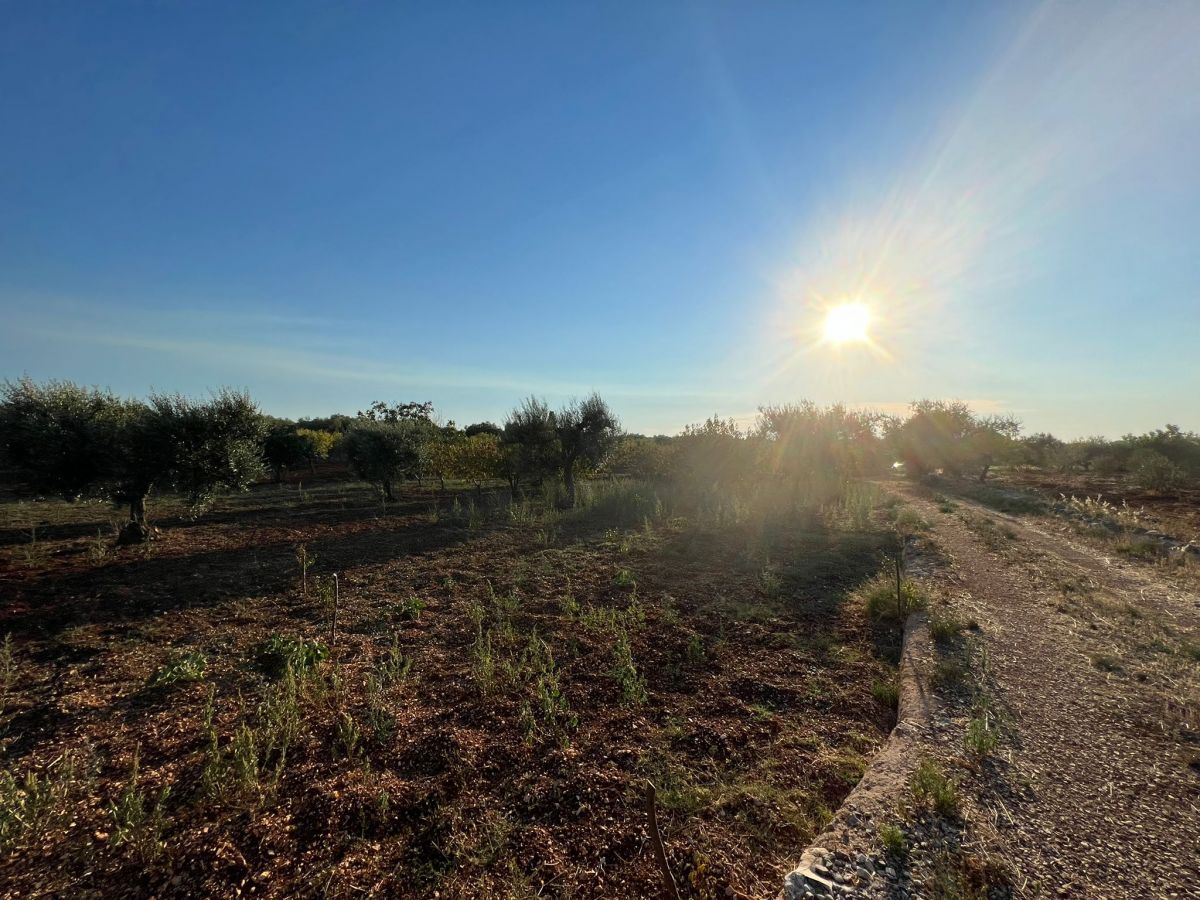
[899,485,1200,898]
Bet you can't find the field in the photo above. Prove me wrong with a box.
[0,470,901,898]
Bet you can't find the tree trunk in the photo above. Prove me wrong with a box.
[118,494,153,545]
[563,464,577,509]
[382,479,395,502]
[978,463,991,483]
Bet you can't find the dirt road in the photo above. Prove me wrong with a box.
[899,484,1200,898]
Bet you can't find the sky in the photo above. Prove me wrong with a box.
[2,1,1198,438]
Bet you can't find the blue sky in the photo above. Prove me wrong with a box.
[2,2,1197,437]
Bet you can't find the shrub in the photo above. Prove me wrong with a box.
[254,634,328,679]
[1130,449,1184,493]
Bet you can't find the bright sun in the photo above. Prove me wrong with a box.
[822,302,871,344]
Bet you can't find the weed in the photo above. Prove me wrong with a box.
[613,568,637,591]
[929,611,964,644]
[254,634,328,679]
[758,565,784,598]
[611,631,647,706]
[685,633,706,667]
[472,630,496,695]
[558,592,580,618]
[108,745,170,862]
[910,758,958,817]
[0,752,80,852]
[964,716,998,760]
[395,595,426,622]
[871,678,899,709]
[879,822,906,856]
[335,712,362,760]
[864,575,927,624]
[1091,653,1123,673]
[379,632,413,685]
[148,650,207,688]
[0,635,15,715]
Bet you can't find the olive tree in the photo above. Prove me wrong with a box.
[114,390,266,541]
[0,377,127,501]
[501,397,559,494]
[343,419,430,501]
[555,394,620,507]
[262,419,309,482]
[0,380,265,543]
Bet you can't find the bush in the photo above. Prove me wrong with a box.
[254,634,328,678]
[910,758,958,816]
[1130,449,1184,493]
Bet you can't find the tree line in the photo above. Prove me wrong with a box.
[2,378,1195,543]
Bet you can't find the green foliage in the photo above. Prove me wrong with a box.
[344,418,433,501]
[910,758,958,817]
[889,400,1020,482]
[108,746,170,862]
[262,420,309,482]
[871,678,899,709]
[395,596,426,622]
[0,752,79,852]
[610,631,647,706]
[254,634,328,679]
[864,575,927,624]
[964,716,998,759]
[879,823,907,856]
[148,651,207,688]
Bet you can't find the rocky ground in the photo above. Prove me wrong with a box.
[784,480,1200,900]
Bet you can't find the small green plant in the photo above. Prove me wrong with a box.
[148,650,207,688]
[1091,652,1123,673]
[758,565,783,598]
[395,595,426,622]
[871,678,899,709]
[0,635,15,716]
[864,575,927,624]
[0,752,79,852]
[933,658,967,689]
[910,758,958,817]
[929,611,964,643]
[879,822,906,856]
[335,713,362,760]
[254,634,328,679]
[559,592,580,618]
[108,746,170,862]
[613,568,637,591]
[472,630,496,695]
[87,528,111,563]
[964,715,998,759]
[379,632,413,685]
[685,633,706,667]
[610,631,647,706]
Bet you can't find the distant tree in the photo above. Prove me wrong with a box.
[889,401,1020,482]
[0,377,127,501]
[262,419,309,482]
[451,432,506,493]
[464,421,502,438]
[357,400,435,424]
[295,428,341,472]
[555,394,621,507]
[605,435,675,480]
[113,391,266,541]
[502,397,559,494]
[296,414,353,433]
[343,419,430,501]
[1,380,265,543]
[1021,432,1064,469]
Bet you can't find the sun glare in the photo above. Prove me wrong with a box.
[822,302,871,344]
